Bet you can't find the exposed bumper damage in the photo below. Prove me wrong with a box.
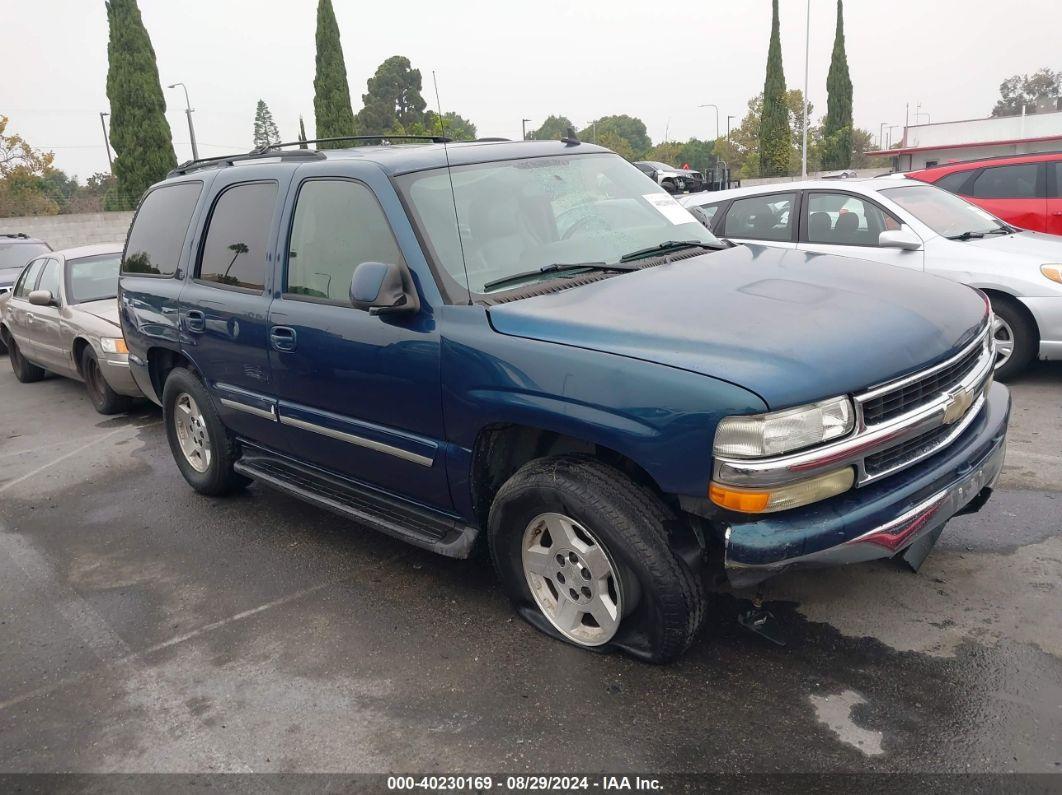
[724,382,1011,588]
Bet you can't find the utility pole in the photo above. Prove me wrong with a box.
[521,118,531,141]
[727,115,736,141]
[99,112,114,172]
[801,0,811,177]
[697,104,720,140]
[167,82,199,160]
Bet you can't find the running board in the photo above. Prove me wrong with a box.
[234,446,478,558]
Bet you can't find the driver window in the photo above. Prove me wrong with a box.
[36,259,61,300]
[806,193,900,246]
[723,194,796,242]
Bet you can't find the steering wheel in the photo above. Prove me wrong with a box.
[562,214,615,240]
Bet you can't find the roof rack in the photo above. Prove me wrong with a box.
[169,149,325,177]
[254,134,452,154]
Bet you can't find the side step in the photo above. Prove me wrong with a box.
[234,446,478,558]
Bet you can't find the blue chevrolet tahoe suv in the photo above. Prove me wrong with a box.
[118,137,1010,662]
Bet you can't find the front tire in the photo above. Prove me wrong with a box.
[8,337,45,383]
[81,346,131,415]
[990,296,1036,380]
[162,367,249,496]
[488,456,706,663]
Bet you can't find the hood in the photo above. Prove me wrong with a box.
[73,299,121,328]
[0,266,22,288]
[963,229,1062,260]
[487,245,988,409]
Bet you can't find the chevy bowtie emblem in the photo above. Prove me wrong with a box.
[942,386,973,425]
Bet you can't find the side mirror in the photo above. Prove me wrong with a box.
[350,261,421,316]
[879,229,922,251]
[28,289,54,306]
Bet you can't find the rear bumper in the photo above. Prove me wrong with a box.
[724,382,1010,587]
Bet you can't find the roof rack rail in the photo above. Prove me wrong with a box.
[169,148,325,177]
[254,134,452,154]
[1,233,31,239]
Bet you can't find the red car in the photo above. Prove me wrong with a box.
[909,152,1062,235]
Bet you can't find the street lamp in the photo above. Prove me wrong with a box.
[521,118,531,140]
[801,0,811,177]
[99,112,113,172]
[727,115,736,141]
[167,82,199,161]
[697,104,720,140]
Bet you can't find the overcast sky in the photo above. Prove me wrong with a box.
[6,0,1061,178]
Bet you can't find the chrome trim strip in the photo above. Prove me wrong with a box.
[220,398,277,421]
[277,414,434,467]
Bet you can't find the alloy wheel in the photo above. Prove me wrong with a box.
[174,392,212,473]
[992,314,1015,370]
[521,512,623,647]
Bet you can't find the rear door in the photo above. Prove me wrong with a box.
[965,163,1046,231]
[180,174,288,443]
[1047,161,1062,236]
[718,192,799,249]
[798,190,925,272]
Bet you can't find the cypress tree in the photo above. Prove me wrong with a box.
[104,0,176,210]
[313,0,356,148]
[759,0,791,177]
[252,100,281,149]
[822,0,854,169]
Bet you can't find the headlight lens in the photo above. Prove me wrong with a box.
[100,337,128,354]
[1041,264,1062,285]
[713,397,854,459]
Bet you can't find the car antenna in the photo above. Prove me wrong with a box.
[434,70,472,305]
[561,126,580,146]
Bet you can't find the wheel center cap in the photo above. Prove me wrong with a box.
[554,548,593,604]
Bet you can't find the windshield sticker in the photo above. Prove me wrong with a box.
[643,193,694,225]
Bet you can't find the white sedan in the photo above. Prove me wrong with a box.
[680,176,1062,378]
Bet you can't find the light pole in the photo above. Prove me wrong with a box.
[99,112,114,172]
[167,82,199,161]
[521,118,531,140]
[697,104,720,140]
[727,115,736,141]
[801,0,811,177]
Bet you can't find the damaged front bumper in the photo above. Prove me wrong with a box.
[723,382,1011,588]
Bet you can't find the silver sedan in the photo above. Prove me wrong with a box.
[0,244,142,413]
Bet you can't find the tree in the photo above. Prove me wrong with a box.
[527,115,574,141]
[356,56,427,133]
[579,115,651,158]
[759,0,791,177]
[849,128,877,168]
[313,0,356,147]
[298,116,309,149]
[425,111,477,141]
[252,100,281,149]
[821,0,853,169]
[594,131,635,161]
[104,0,176,210]
[992,68,1062,116]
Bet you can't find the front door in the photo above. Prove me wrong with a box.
[180,177,284,443]
[28,257,69,372]
[1047,162,1062,237]
[965,163,1046,232]
[719,192,799,249]
[798,191,925,272]
[267,176,451,511]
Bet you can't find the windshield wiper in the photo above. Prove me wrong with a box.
[947,231,986,241]
[619,240,721,263]
[482,261,637,293]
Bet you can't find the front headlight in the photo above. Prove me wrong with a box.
[1041,264,1062,285]
[100,337,129,354]
[713,397,854,459]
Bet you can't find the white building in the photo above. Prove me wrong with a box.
[870,110,1062,171]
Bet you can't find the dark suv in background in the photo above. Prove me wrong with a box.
[0,233,52,353]
[119,137,1009,662]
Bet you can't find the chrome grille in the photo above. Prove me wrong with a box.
[864,425,952,477]
[861,342,983,426]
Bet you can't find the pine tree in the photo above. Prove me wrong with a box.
[822,0,854,169]
[313,0,355,148]
[252,100,281,149]
[104,0,176,210]
[298,116,309,149]
[759,0,791,177]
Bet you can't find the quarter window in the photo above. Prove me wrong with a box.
[934,171,974,195]
[286,180,405,303]
[36,259,61,299]
[689,204,720,228]
[724,194,796,242]
[198,182,277,291]
[14,258,45,298]
[970,164,1039,199]
[806,193,900,246]
[123,181,203,276]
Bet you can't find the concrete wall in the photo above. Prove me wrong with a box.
[0,211,134,252]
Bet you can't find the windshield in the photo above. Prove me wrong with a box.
[0,242,49,270]
[67,254,121,304]
[397,152,719,295]
[881,184,1006,238]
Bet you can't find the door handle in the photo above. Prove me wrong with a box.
[270,326,297,352]
[184,310,205,333]
[1052,211,1062,217]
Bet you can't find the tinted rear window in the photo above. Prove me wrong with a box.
[197,182,276,291]
[970,164,1039,199]
[123,182,203,276]
[933,171,973,194]
[0,242,50,270]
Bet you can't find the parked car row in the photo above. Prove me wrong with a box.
[0,233,53,355]
[1,137,1013,663]
[633,161,707,194]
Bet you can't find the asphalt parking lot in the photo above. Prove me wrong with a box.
[0,359,1060,775]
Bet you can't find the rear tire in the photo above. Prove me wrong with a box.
[8,337,45,383]
[488,455,706,664]
[162,367,249,496]
[990,296,1036,381]
[81,346,131,415]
